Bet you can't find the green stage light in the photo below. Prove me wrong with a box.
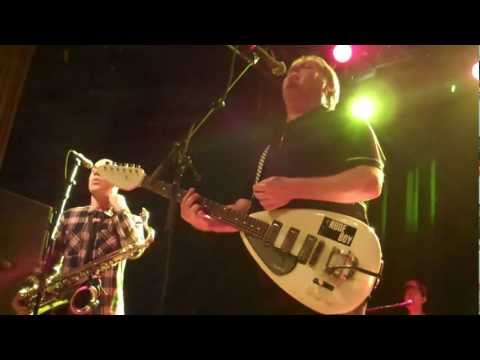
[351,97,376,122]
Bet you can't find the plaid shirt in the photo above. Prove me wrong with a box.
[47,205,145,315]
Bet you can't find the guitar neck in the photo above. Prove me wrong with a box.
[142,176,269,237]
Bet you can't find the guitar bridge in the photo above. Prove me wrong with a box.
[325,247,358,280]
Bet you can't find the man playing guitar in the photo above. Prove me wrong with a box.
[180,55,386,315]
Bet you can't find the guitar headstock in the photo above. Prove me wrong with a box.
[95,159,146,191]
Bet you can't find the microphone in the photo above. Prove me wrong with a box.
[248,45,287,77]
[71,150,94,169]
[366,299,413,313]
[400,299,414,307]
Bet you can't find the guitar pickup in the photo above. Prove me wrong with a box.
[308,240,325,267]
[297,235,317,264]
[281,227,300,253]
[264,221,282,247]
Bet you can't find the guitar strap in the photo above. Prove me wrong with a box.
[248,145,271,212]
[255,145,271,184]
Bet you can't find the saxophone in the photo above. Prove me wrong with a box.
[13,208,155,315]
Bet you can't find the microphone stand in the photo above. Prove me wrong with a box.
[150,48,258,314]
[32,157,82,315]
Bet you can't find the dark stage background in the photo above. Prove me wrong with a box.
[0,45,478,314]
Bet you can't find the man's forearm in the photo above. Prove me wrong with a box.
[288,166,383,204]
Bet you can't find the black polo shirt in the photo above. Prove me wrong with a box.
[247,106,385,224]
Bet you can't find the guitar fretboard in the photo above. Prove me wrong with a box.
[142,177,269,238]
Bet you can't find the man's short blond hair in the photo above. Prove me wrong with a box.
[291,55,340,111]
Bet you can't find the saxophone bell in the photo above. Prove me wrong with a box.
[69,278,101,315]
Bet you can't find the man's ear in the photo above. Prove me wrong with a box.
[319,78,334,95]
[324,82,335,96]
[316,75,326,87]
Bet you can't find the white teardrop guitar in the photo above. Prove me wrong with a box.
[96,160,383,314]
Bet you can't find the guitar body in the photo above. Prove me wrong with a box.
[239,208,382,315]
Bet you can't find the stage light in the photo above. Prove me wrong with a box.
[346,81,396,125]
[351,96,376,121]
[333,45,353,63]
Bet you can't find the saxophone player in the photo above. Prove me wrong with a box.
[12,159,153,315]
